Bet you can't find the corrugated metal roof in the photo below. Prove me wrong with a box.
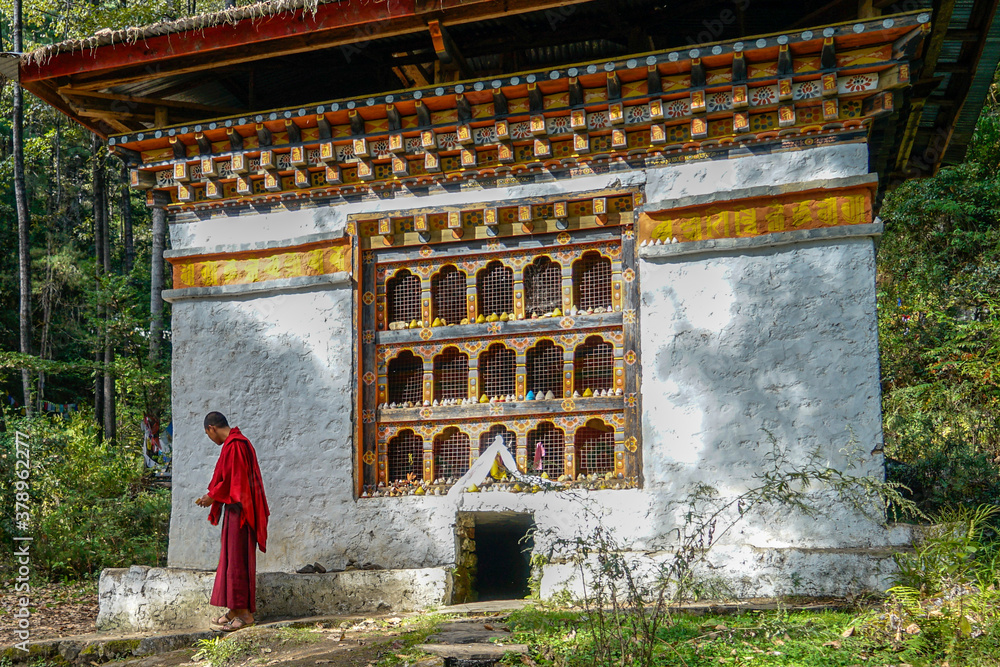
[944,23,1000,163]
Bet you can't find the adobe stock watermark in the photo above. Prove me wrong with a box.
[11,430,33,652]
[687,0,752,46]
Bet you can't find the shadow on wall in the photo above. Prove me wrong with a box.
[638,236,885,549]
[168,285,452,574]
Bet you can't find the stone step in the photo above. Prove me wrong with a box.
[1,630,216,665]
[435,622,509,633]
[416,643,529,660]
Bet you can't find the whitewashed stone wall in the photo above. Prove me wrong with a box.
[159,142,905,612]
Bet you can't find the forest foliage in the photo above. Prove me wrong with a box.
[877,75,1000,512]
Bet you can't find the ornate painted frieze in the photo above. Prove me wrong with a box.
[169,240,351,289]
[114,14,925,211]
[638,184,874,244]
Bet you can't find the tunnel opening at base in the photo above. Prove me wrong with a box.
[459,512,536,602]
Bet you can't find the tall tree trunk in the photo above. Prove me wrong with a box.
[13,0,33,414]
[104,341,115,442]
[121,162,134,273]
[92,133,106,438]
[97,139,115,443]
[149,206,167,360]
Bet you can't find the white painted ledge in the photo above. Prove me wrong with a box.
[164,230,347,260]
[639,222,884,261]
[162,272,351,303]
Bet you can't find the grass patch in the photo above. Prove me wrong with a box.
[374,613,449,667]
[192,627,321,667]
[503,606,1000,666]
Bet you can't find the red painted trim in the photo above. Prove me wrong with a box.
[21,0,417,83]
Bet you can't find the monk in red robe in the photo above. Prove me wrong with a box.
[195,412,269,632]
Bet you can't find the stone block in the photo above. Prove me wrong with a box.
[97,567,452,633]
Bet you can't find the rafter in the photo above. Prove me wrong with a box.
[59,88,245,116]
[22,0,597,92]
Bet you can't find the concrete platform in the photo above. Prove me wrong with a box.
[97,566,453,633]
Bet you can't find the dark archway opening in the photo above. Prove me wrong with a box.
[471,512,535,601]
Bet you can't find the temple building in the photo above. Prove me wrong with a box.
[17,0,1000,630]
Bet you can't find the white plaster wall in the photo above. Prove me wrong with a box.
[644,142,869,203]
[638,236,886,547]
[169,287,357,571]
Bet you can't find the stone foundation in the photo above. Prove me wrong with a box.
[539,540,910,601]
[97,566,453,632]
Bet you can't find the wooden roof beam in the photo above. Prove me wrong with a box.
[945,29,981,41]
[428,20,471,79]
[58,87,245,116]
[34,0,598,92]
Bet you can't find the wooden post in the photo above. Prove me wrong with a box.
[468,357,480,401]
[149,204,167,360]
[621,215,642,482]
[423,359,434,404]
[562,350,574,399]
[565,431,575,479]
[515,353,527,400]
[466,275,478,322]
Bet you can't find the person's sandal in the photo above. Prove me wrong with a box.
[211,613,234,626]
[221,617,254,632]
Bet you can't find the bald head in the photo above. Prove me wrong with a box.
[204,412,231,445]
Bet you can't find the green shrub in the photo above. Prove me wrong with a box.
[887,451,1000,517]
[856,505,1000,664]
[0,411,170,579]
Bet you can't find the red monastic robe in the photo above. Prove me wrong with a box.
[207,427,269,611]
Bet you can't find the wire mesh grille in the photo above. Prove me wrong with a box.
[524,256,563,316]
[576,425,615,476]
[477,261,514,317]
[387,269,422,325]
[434,347,468,401]
[434,428,472,478]
[387,351,424,405]
[526,422,565,478]
[574,251,613,312]
[574,337,614,393]
[480,344,516,398]
[480,424,516,454]
[526,341,564,398]
[387,430,423,482]
[431,265,467,325]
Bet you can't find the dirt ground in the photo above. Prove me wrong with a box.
[114,619,438,667]
[0,580,98,643]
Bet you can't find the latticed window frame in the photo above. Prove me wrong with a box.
[526,421,568,479]
[387,430,424,483]
[433,427,473,479]
[386,350,425,405]
[361,212,641,496]
[433,346,469,402]
[477,260,514,318]
[574,336,615,394]
[526,339,565,399]
[431,264,468,325]
[479,343,517,399]
[575,423,616,477]
[524,256,563,316]
[573,251,614,313]
[386,268,422,326]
